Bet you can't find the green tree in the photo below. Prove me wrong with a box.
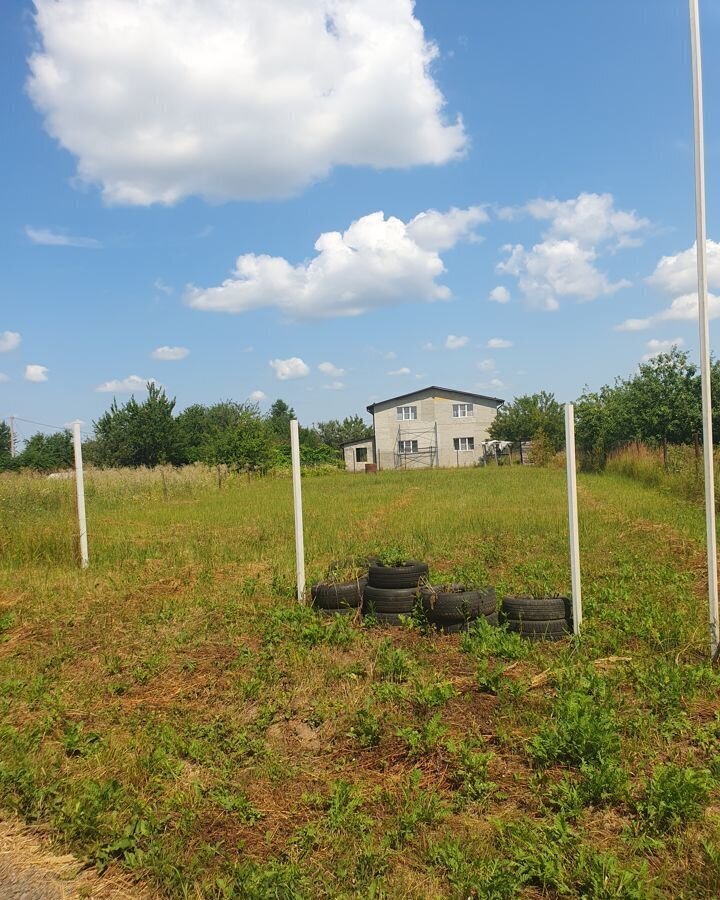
[266,399,296,441]
[490,391,565,450]
[0,421,11,466]
[314,415,373,449]
[15,431,73,471]
[94,383,182,467]
[201,404,272,472]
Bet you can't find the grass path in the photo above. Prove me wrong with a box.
[0,467,719,897]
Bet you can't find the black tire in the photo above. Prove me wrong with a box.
[501,596,571,622]
[368,561,429,589]
[484,612,499,627]
[311,578,366,610]
[505,617,570,636]
[363,585,417,614]
[422,585,496,621]
[437,621,470,634]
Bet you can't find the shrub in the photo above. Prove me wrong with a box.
[636,765,712,833]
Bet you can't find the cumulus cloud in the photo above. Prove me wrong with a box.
[487,338,513,349]
[186,207,484,319]
[154,278,173,295]
[0,331,21,352]
[28,0,466,206]
[406,206,487,251]
[445,335,469,349]
[642,338,685,361]
[323,381,345,390]
[25,226,100,248]
[249,390,267,402]
[488,285,510,304]
[24,364,48,383]
[616,241,720,331]
[269,357,310,380]
[490,377,505,389]
[318,361,345,377]
[477,358,496,371]
[96,375,156,393]
[497,193,645,310]
[388,367,411,376]
[151,345,189,361]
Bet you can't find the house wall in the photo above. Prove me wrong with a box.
[372,389,500,470]
[342,439,375,472]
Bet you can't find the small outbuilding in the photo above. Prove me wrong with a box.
[342,437,376,472]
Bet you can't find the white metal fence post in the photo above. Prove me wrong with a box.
[290,419,306,602]
[689,0,719,659]
[72,421,89,569]
[565,404,582,635]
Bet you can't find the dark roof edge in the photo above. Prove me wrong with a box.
[340,437,375,447]
[367,385,505,414]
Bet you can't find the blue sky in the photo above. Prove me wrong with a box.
[2,0,720,443]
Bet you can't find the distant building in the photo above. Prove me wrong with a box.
[343,385,504,471]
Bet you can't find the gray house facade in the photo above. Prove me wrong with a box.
[357,386,504,471]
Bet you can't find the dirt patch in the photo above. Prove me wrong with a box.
[0,819,150,899]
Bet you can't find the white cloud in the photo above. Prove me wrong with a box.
[646,241,720,296]
[28,0,466,206]
[384,351,397,360]
[488,285,510,304]
[318,361,345,377]
[151,345,189,361]
[96,375,156,393]
[490,377,505,388]
[388,367,411,376]
[323,381,345,390]
[25,226,100,248]
[0,331,21,353]
[477,358,496,371]
[616,240,720,331]
[0,373,9,384]
[445,334,469,350]
[615,318,651,332]
[642,338,685,361]
[24,364,48,383]
[406,206,487,251]
[269,357,310,380]
[487,338,513,349]
[497,193,644,310]
[422,342,436,351]
[154,278,173,295]
[186,207,484,319]
[249,390,267,402]
[498,240,629,311]
[524,193,649,249]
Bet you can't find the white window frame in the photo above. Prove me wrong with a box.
[453,437,475,452]
[398,439,418,455]
[396,405,417,421]
[452,403,474,418]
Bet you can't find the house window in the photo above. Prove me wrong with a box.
[398,440,418,454]
[453,403,474,418]
[453,437,475,452]
[355,447,368,462]
[396,406,417,421]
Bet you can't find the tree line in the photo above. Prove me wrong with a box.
[489,348,715,469]
[0,385,372,472]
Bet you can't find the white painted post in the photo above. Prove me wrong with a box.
[565,404,582,635]
[689,0,719,659]
[290,419,306,602]
[72,421,89,569]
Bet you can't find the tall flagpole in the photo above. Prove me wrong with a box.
[689,0,719,658]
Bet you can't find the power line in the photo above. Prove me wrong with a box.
[2,416,92,438]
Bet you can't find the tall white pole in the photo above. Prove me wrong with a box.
[689,0,719,658]
[290,419,306,602]
[9,416,16,457]
[565,404,582,635]
[72,421,89,569]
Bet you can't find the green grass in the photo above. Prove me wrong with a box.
[0,463,719,897]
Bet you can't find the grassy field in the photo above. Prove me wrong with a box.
[1,464,719,899]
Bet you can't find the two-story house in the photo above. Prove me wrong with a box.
[342,385,504,471]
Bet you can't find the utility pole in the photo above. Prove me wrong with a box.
[9,416,16,457]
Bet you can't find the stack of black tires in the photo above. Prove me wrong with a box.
[421,584,498,633]
[363,560,429,625]
[500,596,572,640]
